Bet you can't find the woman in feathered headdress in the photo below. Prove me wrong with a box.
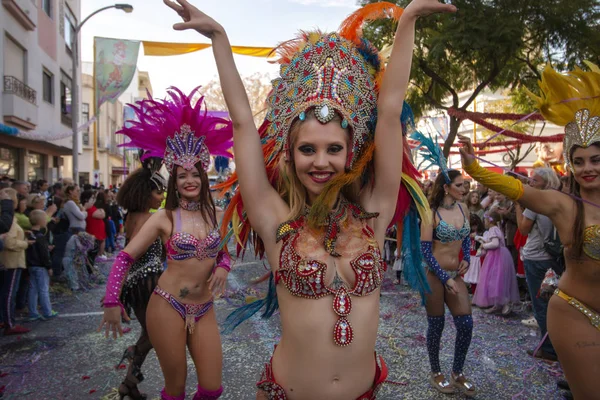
[458,63,600,399]
[413,146,477,395]
[98,87,233,400]
[111,154,167,400]
[164,1,454,399]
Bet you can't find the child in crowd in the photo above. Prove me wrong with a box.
[464,214,485,294]
[26,210,58,321]
[472,212,520,315]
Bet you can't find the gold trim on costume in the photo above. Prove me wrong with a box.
[554,289,600,330]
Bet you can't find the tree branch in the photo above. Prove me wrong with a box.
[411,82,449,110]
[462,59,500,110]
[418,59,459,107]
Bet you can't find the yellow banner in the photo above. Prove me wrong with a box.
[142,41,274,58]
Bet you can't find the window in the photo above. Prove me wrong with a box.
[82,103,89,145]
[64,5,77,52]
[0,147,18,179]
[4,36,26,82]
[60,71,72,125]
[28,152,44,182]
[42,70,53,104]
[42,0,52,18]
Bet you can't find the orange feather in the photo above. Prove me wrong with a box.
[339,2,404,44]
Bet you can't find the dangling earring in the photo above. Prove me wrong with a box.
[175,188,180,200]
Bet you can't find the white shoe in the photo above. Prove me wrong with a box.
[521,317,539,328]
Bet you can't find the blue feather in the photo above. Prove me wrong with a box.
[410,130,450,183]
[401,206,431,305]
[400,102,415,136]
[221,272,279,334]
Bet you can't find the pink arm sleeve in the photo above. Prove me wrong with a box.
[104,251,135,308]
[214,249,231,272]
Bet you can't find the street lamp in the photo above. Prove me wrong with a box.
[71,4,133,183]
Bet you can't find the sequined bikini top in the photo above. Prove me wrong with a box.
[275,199,385,347]
[583,225,600,260]
[166,208,220,261]
[433,204,470,243]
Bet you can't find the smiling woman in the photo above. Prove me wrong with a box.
[162,0,457,399]
[458,62,600,399]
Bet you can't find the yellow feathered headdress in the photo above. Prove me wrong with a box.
[528,62,600,171]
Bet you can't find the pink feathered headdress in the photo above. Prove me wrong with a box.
[117,86,233,172]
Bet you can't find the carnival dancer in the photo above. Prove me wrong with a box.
[418,164,475,397]
[458,62,600,400]
[112,156,167,399]
[164,1,454,399]
[98,88,233,400]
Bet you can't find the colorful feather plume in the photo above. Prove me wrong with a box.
[410,130,450,183]
[117,86,233,170]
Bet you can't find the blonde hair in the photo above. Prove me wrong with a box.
[0,188,17,206]
[277,110,360,222]
[26,193,45,208]
[29,209,47,226]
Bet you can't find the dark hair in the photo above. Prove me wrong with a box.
[80,189,94,206]
[53,196,64,210]
[53,182,63,190]
[568,143,600,257]
[94,191,107,210]
[165,162,216,227]
[429,170,463,210]
[486,210,502,225]
[116,167,156,213]
[469,213,484,235]
[16,193,27,212]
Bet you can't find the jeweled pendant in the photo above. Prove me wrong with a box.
[315,103,335,124]
[334,317,353,346]
[333,287,351,317]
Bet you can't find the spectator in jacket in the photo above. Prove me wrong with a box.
[0,188,30,335]
[26,210,58,321]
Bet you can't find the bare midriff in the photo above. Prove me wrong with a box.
[156,255,215,304]
[433,239,463,272]
[272,289,379,400]
[560,253,600,312]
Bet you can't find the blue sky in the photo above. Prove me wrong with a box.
[81,0,361,98]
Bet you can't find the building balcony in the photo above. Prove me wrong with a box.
[3,76,37,130]
[2,0,37,31]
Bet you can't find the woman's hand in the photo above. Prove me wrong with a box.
[457,260,469,275]
[458,135,476,167]
[445,278,459,295]
[208,267,228,297]
[97,306,130,339]
[164,0,224,38]
[404,0,457,19]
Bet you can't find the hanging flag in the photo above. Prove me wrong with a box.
[94,37,141,110]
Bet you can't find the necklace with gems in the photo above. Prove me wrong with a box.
[180,198,201,211]
[441,200,456,210]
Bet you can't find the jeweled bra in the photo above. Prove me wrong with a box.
[433,205,470,243]
[275,199,385,346]
[583,225,600,261]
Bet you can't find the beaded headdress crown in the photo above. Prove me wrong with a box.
[528,63,600,172]
[118,87,233,173]
[265,32,379,168]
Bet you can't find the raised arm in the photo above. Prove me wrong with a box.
[164,0,286,242]
[458,135,570,222]
[367,0,456,223]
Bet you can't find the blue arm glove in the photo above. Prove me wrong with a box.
[421,241,450,285]
[461,235,471,264]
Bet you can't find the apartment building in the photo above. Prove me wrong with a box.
[79,62,151,187]
[1,0,81,182]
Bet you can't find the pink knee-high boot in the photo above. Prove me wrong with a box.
[193,385,223,400]
[160,388,185,400]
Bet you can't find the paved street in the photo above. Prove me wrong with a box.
[0,250,565,400]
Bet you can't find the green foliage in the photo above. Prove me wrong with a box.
[360,0,599,154]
